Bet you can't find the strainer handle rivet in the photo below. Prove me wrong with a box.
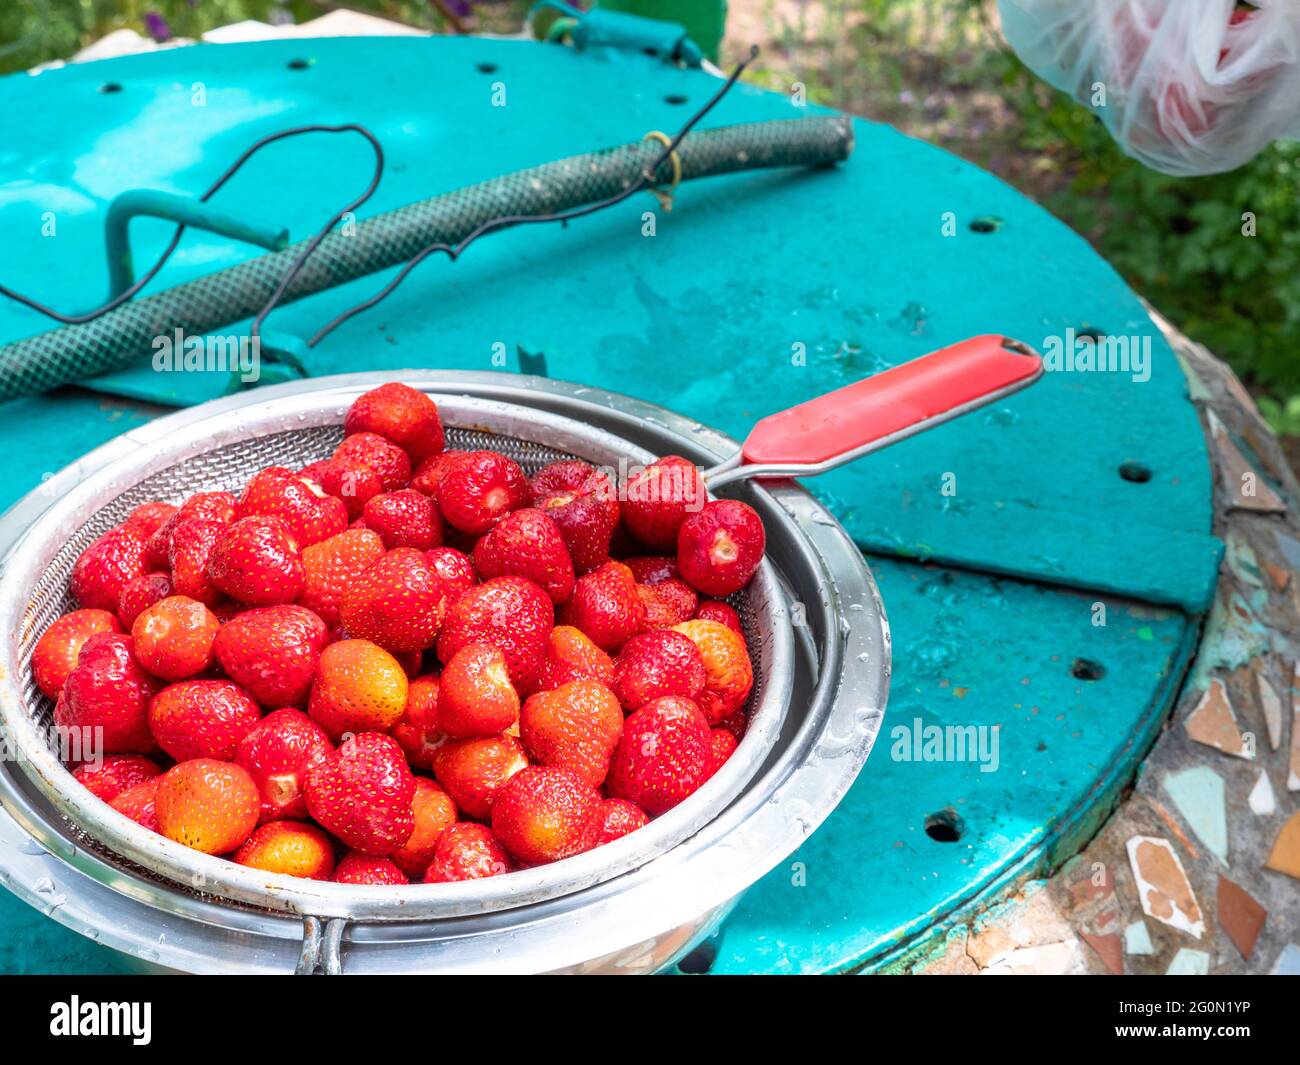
[294,914,346,975]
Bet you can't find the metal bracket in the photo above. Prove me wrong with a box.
[295,915,346,974]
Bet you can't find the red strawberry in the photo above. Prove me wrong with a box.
[694,599,744,637]
[305,732,416,855]
[71,523,150,612]
[132,595,220,680]
[391,675,446,769]
[207,515,304,605]
[31,608,122,698]
[436,576,553,691]
[124,501,178,538]
[235,820,335,879]
[145,491,237,570]
[110,778,160,832]
[238,466,347,547]
[432,735,529,819]
[606,695,711,815]
[677,499,765,596]
[535,625,615,692]
[410,449,466,501]
[706,727,738,779]
[519,679,623,786]
[612,630,706,711]
[117,572,174,628]
[334,432,410,492]
[300,528,385,627]
[57,632,160,754]
[595,798,649,845]
[437,451,529,535]
[304,456,383,520]
[471,508,574,604]
[424,822,512,882]
[339,547,449,652]
[718,709,748,742]
[437,643,520,738]
[308,639,409,739]
[148,679,262,762]
[334,853,409,885]
[345,382,445,464]
[424,546,477,599]
[73,754,161,803]
[235,708,333,822]
[168,518,227,605]
[390,777,457,877]
[637,578,698,630]
[155,758,260,854]
[531,460,620,574]
[213,605,329,707]
[622,455,705,550]
[560,561,645,653]
[364,489,442,550]
[491,766,601,865]
[624,555,680,585]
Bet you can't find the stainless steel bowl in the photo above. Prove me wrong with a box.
[0,372,889,973]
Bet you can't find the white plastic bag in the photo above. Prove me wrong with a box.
[997,0,1300,175]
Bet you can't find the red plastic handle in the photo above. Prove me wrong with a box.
[741,335,1042,467]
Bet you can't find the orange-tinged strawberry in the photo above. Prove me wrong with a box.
[71,523,150,612]
[437,643,520,738]
[235,707,333,822]
[670,619,754,724]
[491,765,601,865]
[693,599,744,637]
[706,727,738,780]
[432,734,529,819]
[339,547,449,653]
[346,382,445,463]
[73,754,161,803]
[31,608,122,698]
[612,630,706,711]
[606,695,711,815]
[148,679,262,762]
[391,777,457,877]
[424,546,476,599]
[334,432,410,492]
[637,578,698,631]
[305,732,415,855]
[437,451,529,535]
[424,822,512,882]
[239,466,348,548]
[155,758,260,854]
[520,679,622,787]
[308,639,409,740]
[595,797,649,845]
[472,507,575,604]
[622,455,705,550]
[300,528,385,627]
[436,576,553,692]
[677,499,765,597]
[530,460,620,574]
[391,674,446,769]
[560,561,644,653]
[535,625,614,692]
[235,820,335,880]
[117,572,174,628]
[213,604,329,707]
[57,632,160,754]
[168,517,228,605]
[132,595,221,680]
[364,489,442,550]
[335,853,409,885]
[145,491,237,571]
[110,778,161,831]
[207,515,304,606]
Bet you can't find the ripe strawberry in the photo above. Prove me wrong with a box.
[438,643,520,738]
[124,501,178,538]
[491,766,601,865]
[339,547,449,652]
[606,696,711,815]
[718,709,748,742]
[391,777,457,877]
[155,758,260,854]
[110,778,160,832]
[424,546,477,599]
[73,754,161,803]
[624,556,680,585]
[410,449,466,501]
[637,578,698,631]
[345,382,445,464]
[424,822,512,883]
[235,708,333,822]
[213,605,329,707]
[436,576,553,691]
[117,572,173,628]
[31,608,122,698]
[207,515,303,605]
[531,460,620,574]
[300,528,385,627]
[238,466,347,547]
[70,523,150,612]
[560,561,645,653]
[472,508,574,604]
[391,675,445,769]
[235,820,336,879]
[595,798,649,845]
[693,599,744,637]
[613,630,706,711]
[308,639,409,739]
[364,489,442,550]
[132,595,220,680]
[148,679,262,762]
[706,727,738,780]
[519,679,623,786]
[535,625,614,692]
[57,632,160,754]
[334,853,409,885]
[334,432,411,492]
[167,518,227,605]
[145,491,237,570]
[437,451,529,535]
[432,734,529,819]
[677,499,765,596]
[305,732,416,855]
[304,456,383,520]
[622,455,705,550]
[671,619,754,724]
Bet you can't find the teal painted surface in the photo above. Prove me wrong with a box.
[0,37,1217,973]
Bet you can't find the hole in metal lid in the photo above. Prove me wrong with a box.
[924,808,964,843]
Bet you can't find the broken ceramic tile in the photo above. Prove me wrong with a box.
[1275,531,1300,572]
[1126,835,1205,939]
[1226,533,1265,589]
[1184,679,1254,760]
[1163,765,1228,866]
[1265,811,1300,881]
[1078,930,1124,975]
[1248,769,1276,816]
[1270,944,1300,976]
[1166,948,1211,975]
[1290,673,1300,791]
[980,939,1082,975]
[1257,672,1283,751]
[1124,921,1155,956]
[1217,876,1267,960]
[1208,411,1286,513]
